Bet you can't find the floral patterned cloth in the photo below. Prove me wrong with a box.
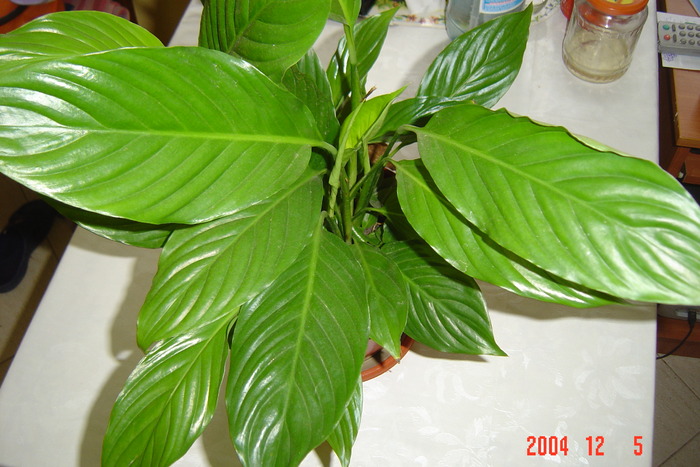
[366,0,447,26]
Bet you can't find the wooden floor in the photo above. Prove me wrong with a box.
[654,354,700,465]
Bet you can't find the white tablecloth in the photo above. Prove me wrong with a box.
[0,1,660,466]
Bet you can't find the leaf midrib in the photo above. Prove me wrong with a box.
[228,1,274,57]
[139,169,323,348]
[278,224,323,443]
[0,46,155,75]
[412,126,630,230]
[109,315,230,466]
[399,139,662,298]
[142,321,227,463]
[5,124,325,147]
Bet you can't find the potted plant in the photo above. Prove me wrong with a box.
[1,1,699,465]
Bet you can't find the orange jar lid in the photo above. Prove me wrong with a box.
[587,0,648,15]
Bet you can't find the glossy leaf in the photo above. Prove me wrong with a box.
[137,168,324,350]
[377,95,454,139]
[329,88,404,189]
[383,240,504,355]
[413,104,700,304]
[282,50,340,142]
[327,378,363,467]
[0,46,323,224]
[394,159,621,307]
[0,11,162,71]
[417,5,531,109]
[327,7,397,107]
[102,315,231,467]
[376,6,531,137]
[227,229,369,467]
[353,242,409,358]
[329,0,361,24]
[199,0,330,80]
[339,88,405,151]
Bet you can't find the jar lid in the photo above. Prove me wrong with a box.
[587,0,648,15]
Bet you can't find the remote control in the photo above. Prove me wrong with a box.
[658,18,700,57]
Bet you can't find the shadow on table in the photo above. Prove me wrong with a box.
[74,231,158,466]
[72,230,239,466]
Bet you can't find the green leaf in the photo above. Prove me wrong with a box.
[137,168,324,350]
[102,314,230,467]
[339,87,405,151]
[50,201,176,248]
[0,11,163,71]
[327,7,397,107]
[329,0,361,24]
[199,0,331,80]
[383,240,504,355]
[394,159,621,307]
[0,46,324,225]
[227,229,369,467]
[377,96,454,139]
[329,88,404,190]
[327,378,363,467]
[413,104,700,304]
[375,6,531,138]
[282,50,340,142]
[417,5,531,109]
[352,242,409,358]
[378,178,422,242]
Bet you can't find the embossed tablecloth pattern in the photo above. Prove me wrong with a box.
[0,1,659,466]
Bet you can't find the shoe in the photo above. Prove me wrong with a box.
[0,199,57,293]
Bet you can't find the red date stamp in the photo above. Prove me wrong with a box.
[526,435,644,457]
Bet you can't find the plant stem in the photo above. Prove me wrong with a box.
[317,141,338,157]
[340,176,353,243]
[328,22,365,242]
[351,136,402,216]
[342,23,364,111]
[348,147,358,189]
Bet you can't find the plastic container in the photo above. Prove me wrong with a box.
[562,0,648,83]
[446,0,526,39]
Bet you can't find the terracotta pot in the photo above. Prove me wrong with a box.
[361,334,414,381]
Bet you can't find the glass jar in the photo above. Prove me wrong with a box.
[562,0,648,83]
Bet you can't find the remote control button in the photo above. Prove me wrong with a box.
[658,20,700,56]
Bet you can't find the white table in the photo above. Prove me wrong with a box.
[0,1,660,465]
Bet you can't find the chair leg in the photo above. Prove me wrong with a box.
[665,146,692,179]
[683,150,700,185]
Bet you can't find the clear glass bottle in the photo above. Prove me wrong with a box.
[562,0,648,83]
[446,0,526,39]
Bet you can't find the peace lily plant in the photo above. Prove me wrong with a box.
[2,0,700,465]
